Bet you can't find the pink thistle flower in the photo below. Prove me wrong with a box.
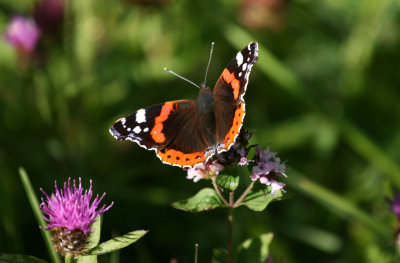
[3,16,41,53]
[40,178,113,256]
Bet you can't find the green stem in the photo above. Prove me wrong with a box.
[227,199,234,263]
[233,181,254,208]
[19,168,62,263]
[64,254,76,263]
[194,243,199,263]
[212,176,229,206]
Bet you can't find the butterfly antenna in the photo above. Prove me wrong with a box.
[164,67,201,89]
[203,42,215,87]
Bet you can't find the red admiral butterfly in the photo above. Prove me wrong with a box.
[110,42,258,167]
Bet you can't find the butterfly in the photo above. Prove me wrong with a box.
[110,42,258,167]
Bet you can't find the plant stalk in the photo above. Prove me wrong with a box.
[212,176,229,206]
[227,208,233,263]
[227,192,234,263]
[233,180,255,208]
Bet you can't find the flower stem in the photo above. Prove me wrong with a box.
[212,176,229,206]
[194,243,199,263]
[64,254,76,263]
[233,180,255,208]
[227,197,234,263]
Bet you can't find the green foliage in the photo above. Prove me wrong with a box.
[237,233,273,263]
[19,168,61,263]
[211,249,227,263]
[172,188,223,212]
[88,230,148,256]
[241,189,283,212]
[77,216,102,263]
[0,254,48,263]
[216,175,239,191]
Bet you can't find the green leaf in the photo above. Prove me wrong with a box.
[241,189,282,212]
[211,248,227,263]
[77,216,102,263]
[87,230,148,255]
[19,168,62,263]
[216,175,239,191]
[172,188,224,212]
[88,216,102,248]
[0,254,48,263]
[237,233,274,263]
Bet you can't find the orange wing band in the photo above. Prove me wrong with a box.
[222,68,240,100]
[221,103,245,150]
[151,102,175,143]
[157,149,209,167]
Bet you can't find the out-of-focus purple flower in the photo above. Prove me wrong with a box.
[388,193,400,219]
[251,147,287,194]
[186,161,224,182]
[33,0,64,37]
[3,16,41,53]
[40,178,113,256]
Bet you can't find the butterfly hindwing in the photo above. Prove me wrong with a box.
[110,99,215,167]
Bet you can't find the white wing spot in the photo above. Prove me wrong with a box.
[143,127,149,132]
[133,126,141,134]
[121,118,126,125]
[127,127,131,132]
[242,63,247,71]
[238,72,242,77]
[236,52,243,66]
[247,57,250,62]
[136,109,146,123]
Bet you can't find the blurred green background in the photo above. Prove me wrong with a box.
[1,0,400,262]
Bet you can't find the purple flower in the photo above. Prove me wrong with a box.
[40,178,113,256]
[186,161,224,182]
[3,16,41,53]
[251,147,287,194]
[388,193,400,219]
[217,129,253,166]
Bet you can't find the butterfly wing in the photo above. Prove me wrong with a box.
[110,99,215,167]
[213,42,258,152]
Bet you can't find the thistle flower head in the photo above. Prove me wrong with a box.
[3,16,41,53]
[40,178,113,256]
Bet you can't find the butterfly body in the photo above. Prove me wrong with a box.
[110,42,258,167]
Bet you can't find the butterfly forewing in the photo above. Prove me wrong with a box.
[213,42,258,152]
